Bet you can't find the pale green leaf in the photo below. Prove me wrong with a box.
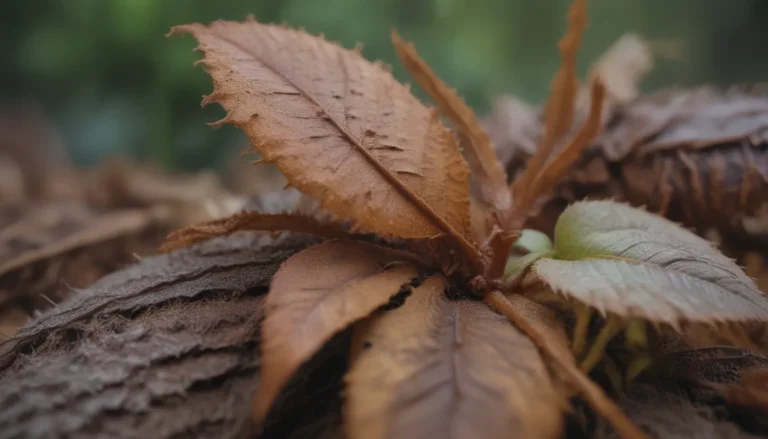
[533,200,768,323]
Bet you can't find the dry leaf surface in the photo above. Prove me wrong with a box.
[255,240,420,420]
[492,84,768,248]
[345,276,563,439]
[392,32,511,222]
[171,19,473,246]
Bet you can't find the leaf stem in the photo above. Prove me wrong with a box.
[571,303,592,358]
[580,315,621,372]
[486,291,649,439]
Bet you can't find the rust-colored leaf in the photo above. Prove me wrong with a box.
[392,31,511,228]
[345,276,564,439]
[494,83,768,250]
[486,291,648,439]
[254,240,421,421]
[528,78,606,209]
[512,0,587,207]
[159,211,350,252]
[170,19,476,258]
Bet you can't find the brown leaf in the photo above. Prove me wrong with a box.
[512,0,587,206]
[0,205,170,278]
[159,211,350,252]
[254,240,421,421]
[718,368,768,416]
[392,32,511,227]
[486,291,648,439]
[170,19,476,258]
[527,78,606,209]
[345,276,564,439]
[495,83,768,250]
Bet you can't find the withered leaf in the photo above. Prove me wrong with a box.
[486,291,648,439]
[171,18,474,250]
[534,200,768,323]
[392,32,511,226]
[583,33,653,107]
[717,368,768,417]
[254,240,421,421]
[512,0,587,206]
[345,276,563,439]
[159,211,349,252]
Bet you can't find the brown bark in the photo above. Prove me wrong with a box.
[0,234,344,439]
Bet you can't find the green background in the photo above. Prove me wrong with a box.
[2,0,766,171]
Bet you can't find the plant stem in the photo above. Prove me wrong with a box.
[486,290,649,439]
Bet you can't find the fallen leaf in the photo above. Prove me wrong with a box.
[159,211,350,252]
[254,240,421,421]
[170,19,475,255]
[345,276,563,439]
[534,200,768,323]
[392,32,511,227]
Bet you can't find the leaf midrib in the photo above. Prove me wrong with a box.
[209,27,477,261]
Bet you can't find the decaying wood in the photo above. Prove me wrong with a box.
[489,84,768,251]
[0,234,350,439]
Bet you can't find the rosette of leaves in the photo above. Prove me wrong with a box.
[161,0,768,438]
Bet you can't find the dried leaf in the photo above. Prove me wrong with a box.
[159,211,350,252]
[512,0,587,205]
[170,19,475,255]
[528,78,606,205]
[392,32,511,226]
[584,34,653,106]
[0,206,170,278]
[345,276,563,439]
[495,83,768,249]
[717,368,768,416]
[254,240,421,421]
[534,200,768,323]
[486,291,648,439]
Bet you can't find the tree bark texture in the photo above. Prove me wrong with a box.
[0,234,344,439]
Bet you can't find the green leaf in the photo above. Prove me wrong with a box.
[514,229,553,254]
[533,200,768,324]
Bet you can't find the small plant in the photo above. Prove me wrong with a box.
[162,0,768,438]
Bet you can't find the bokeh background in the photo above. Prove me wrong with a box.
[2,0,767,171]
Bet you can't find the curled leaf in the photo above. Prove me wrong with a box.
[534,200,768,323]
[254,240,421,421]
[512,0,587,207]
[345,276,563,439]
[170,19,476,257]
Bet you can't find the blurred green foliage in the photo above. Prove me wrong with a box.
[2,0,767,170]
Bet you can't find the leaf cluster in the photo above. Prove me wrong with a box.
[162,1,768,437]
